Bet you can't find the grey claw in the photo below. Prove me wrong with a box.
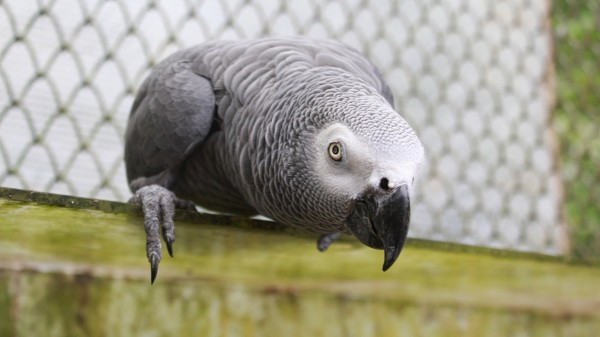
[317,232,342,252]
[150,253,159,284]
[166,236,174,257]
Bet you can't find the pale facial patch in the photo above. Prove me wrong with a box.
[313,123,424,200]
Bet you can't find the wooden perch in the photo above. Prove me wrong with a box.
[0,187,599,336]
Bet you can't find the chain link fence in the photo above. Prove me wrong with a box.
[0,0,576,255]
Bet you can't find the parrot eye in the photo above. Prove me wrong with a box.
[328,142,343,161]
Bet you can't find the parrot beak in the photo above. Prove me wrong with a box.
[346,184,411,271]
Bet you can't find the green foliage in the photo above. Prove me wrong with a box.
[553,0,600,261]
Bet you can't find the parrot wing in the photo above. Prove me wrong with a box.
[124,53,216,188]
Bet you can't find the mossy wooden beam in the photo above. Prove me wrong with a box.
[1,186,599,336]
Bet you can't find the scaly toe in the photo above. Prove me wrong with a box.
[317,232,342,252]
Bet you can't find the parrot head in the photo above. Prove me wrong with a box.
[312,98,424,271]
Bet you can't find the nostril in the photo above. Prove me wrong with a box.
[379,177,389,191]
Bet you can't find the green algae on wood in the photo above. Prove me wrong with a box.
[1,186,600,336]
[3,271,599,337]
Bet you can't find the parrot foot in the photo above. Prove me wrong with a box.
[130,184,189,284]
[317,232,342,252]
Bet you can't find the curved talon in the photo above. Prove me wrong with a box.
[150,253,160,284]
[166,236,174,257]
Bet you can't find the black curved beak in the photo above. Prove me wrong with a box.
[346,184,411,271]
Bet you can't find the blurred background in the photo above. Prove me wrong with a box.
[0,0,598,261]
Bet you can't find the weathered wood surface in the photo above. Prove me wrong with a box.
[0,187,599,336]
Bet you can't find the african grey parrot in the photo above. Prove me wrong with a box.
[125,37,424,283]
